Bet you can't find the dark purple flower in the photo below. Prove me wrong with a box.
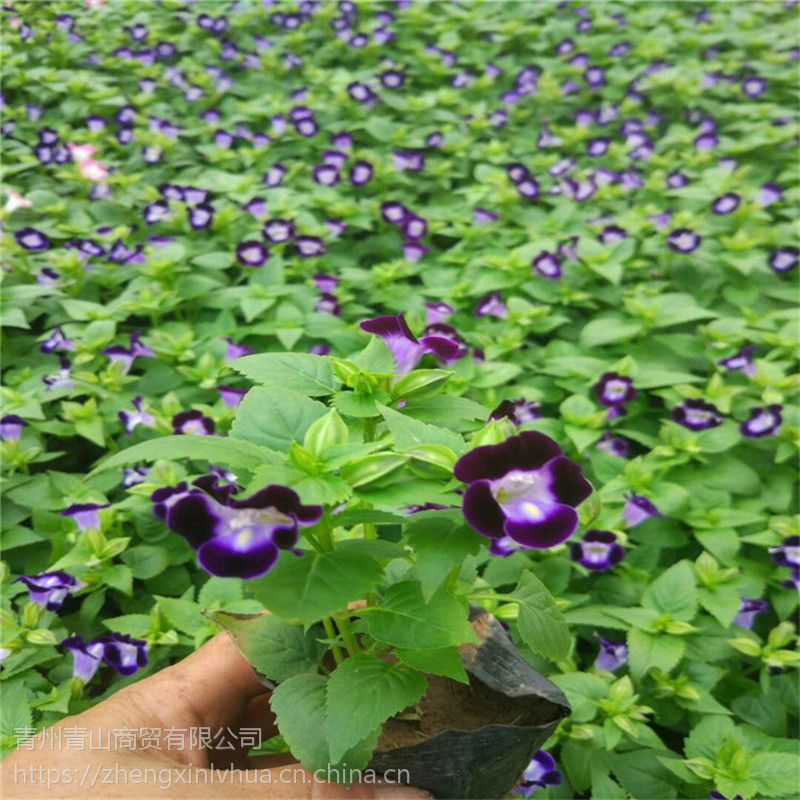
[380,70,405,89]
[594,372,636,418]
[348,82,377,104]
[262,218,295,243]
[18,572,83,612]
[62,503,110,531]
[769,247,798,274]
[718,346,755,377]
[217,386,248,408]
[41,328,74,354]
[15,227,50,251]
[144,200,171,225]
[532,251,562,280]
[476,293,508,319]
[264,163,287,187]
[62,636,105,682]
[760,182,783,206]
[236,240,269,267]
[515,750,563,797]
[393,150,425,172]
[570,530,625,572]
[173,410,215,435]
[244,198,267,218]
[597,433,629,458]
[1,415,26,442]
[424,301,454,325]
[666,171,690,189]
[295,236,326,257]
[770,536,800,588]
[381,201,408,225]
[402,241,430,263]
[455,431,592,552]
[712,193,741,215]
[672,399,724,430]
[740,405,782,438]
[516,177,540,201]
[667,228,702,253]
[118,396,156,434]
[489,400,542,427]
[623,494,662,527]
[122,466,150,488]
[316,293,340,315]
[587,137,610,156]
[313,163,340,186]
[95,632,149,677]
[473,208,498,225]
[350,161,373,186]
[595,636,628,672]
[154,476,323,579]
[402,214,428,240]
[360,314,462,375]
[742,76,767,98]
[709,793,744,800]
[314,274,339,293]
[189,203,215,230]
[735,598,769,629]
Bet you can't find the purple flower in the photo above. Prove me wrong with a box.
[594,372,636,417]
[403,241,430,263]
[712,193,741,215]
[455,431,592,552]
[350,161,373,186]
[154,475,323,578]
[360,315,462,375]
[62,503,110,531]
[189,203,215,230]
[15,227,50,251]
[62,636,105,682]
[225,338,253,361]
[514,751,563,797]
[667,228,702,253]
[295,236,327,257]
[236,240,269,267]
[316,293,340,315]
[740,405,782,438]
[489,400,542,427]
[516,177,540,201]
[770,536,800,590]
[381,201,408,225]
[709,793,744,800]
[380,70,405,89]
[476,293,508,319]
[760,182,783,206]
[262,218,295,243]
[742,76,767,98]
[17,572,83,612]
[570,530,625,572]
[672,399,724,430]
[595,636,628,672]
[173,410,215,435]
[217,386,247,408]
[587,137,610,156]
[244,198,267,218]
[75,632,148,678]
[769,247,798,274]
[313,163,340,186]
[532,251,562,280]
[402,214,428,240]
[424,301,454,325]
[264,163,287,187]
[667,171,690,189]
[122,467,150,488]
[144,200,171,225]
[735,598,769,629]
[118,396,156,434]
[1,415,27,441]
[393,150,425,172]
[718,346,755,377]
[623,494,662,527]
[473,208,498,225]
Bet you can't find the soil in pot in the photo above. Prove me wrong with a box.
[368,610,570,800]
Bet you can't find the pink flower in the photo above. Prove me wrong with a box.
[68,143,97,163]
[79,159,108,182]
[5,191,32,213]
[85,0,105,7]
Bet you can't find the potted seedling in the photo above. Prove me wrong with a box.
[98,316,598,799]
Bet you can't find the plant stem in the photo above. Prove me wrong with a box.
[334,613,361,657]
[323,617,345,664]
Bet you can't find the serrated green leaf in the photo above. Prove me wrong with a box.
[511,571,571,661]
[233,353,339,396]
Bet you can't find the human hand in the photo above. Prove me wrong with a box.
[1,633,428,799]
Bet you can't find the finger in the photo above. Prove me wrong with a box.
[210,693,279,769]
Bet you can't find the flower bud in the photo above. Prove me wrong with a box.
[304,410,349,457]
[392,369,450,398]
[341,453,408,487]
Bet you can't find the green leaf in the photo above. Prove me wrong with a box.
[209,611,322,681]
[749,751,800,797]
[642,561,697,621]
[590,769,627,800]
[698,585,741,628]
[270,673,379,773]
[549,673,607,722]
[406,517,482,600]
[580,316,641,347]
[191,252,234,269]
[511,571,571,661]
[90,435,276,475]
[683,715,737,760]
[158,597,208,636]
[122,545,170,579]
[326,655,427,763]
[365,582,478,650]
[611,750,678,799]
[247,463,351,506]
[627,629,685,679]
[231,387,327,450]
[233,353,339,396]
[394,646,469,684]
[376,403,466,454]
[252,550,383,625]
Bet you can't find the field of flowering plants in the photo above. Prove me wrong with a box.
[1,1,799,798]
